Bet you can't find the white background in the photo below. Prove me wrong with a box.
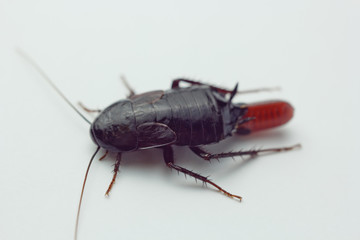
[1,0,359,240]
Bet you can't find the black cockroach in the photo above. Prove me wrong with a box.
[18,50,300,240]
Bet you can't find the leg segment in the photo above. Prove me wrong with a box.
[99,150,109,161]
[105,153,122,196]
[162,146,242,201]
[171,78,234,95]
[171,78,280,95]
[190,144,301,161]
[120,75,135,98]
[78,102,101,113]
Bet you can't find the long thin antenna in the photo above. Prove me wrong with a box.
[74,146,100,240]
[16,48,91,125]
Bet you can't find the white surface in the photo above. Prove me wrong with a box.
[1,1,359,240]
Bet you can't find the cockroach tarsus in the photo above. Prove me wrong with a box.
[17,49,301,240]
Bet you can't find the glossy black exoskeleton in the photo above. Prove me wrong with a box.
[91,84,246,152]
[87,78,297,201]
[82,78,297,200]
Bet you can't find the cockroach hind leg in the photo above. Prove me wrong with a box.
[171,78,281,96]
[190,144,301,161]
[105,153,122,196]
[162,146,242,201]
[171,78,237,95]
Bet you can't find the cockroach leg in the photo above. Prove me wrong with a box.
[190,144,301,161]
[105,153,122,196]
[171,78,203,88]
[162,146,242,201]
[171,78,233,95]
[188,147,212,161]
[99,150,109,161]
[78,102,101,113]
[120,75,135,98]
[172,78,280,95]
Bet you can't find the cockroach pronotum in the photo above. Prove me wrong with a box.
[18,50,301,240]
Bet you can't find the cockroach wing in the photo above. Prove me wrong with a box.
[130,90,164,104]
[137,122,177,149]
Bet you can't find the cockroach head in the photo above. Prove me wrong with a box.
[90,100,137,152]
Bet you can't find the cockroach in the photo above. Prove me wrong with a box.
[18,50,300,240]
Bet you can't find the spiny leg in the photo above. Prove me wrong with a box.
[171,78,280,95]
[105,153,122,196]
[78,102,101,113]
[120,75,135,98]
[162,146,242,201]
[190,144,301,161]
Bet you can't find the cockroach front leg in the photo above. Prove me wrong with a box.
[78,102,102,113]
[105,153,122,196]
[99,150,109,161]
[190,144,301,161]
[162,146,242,201]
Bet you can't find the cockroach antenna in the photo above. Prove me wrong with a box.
[16,48,100,240]
[16,48,92,124]
[74,146,100,240]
